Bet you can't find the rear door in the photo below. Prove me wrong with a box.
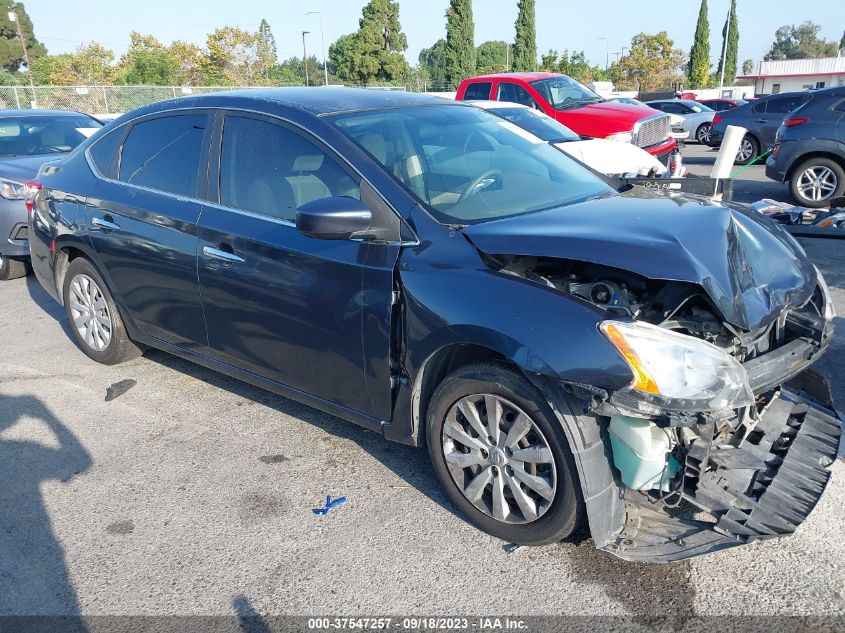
[754,95,809,147]
[461,81,494,100]
[85,111,210,350]
[197,111,401,421]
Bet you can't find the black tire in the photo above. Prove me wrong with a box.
[0,253,28,281]
[62,257,141,365]
[788,157,845,209]
[734,135,759,165]
[695,122,712,144]
[426,363,584,545]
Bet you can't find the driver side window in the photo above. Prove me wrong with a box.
[219,115,360,222]
[497,82,541,109]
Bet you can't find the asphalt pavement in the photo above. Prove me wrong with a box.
[0,191,843,620]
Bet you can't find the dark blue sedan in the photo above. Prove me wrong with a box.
[27,89,841,562]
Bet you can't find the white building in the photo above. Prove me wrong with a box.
[738,56,845,95]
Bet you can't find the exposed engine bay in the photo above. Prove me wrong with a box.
[486,253,841,561]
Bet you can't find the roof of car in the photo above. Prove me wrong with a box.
[0,109,90,117]
[184,87,461,115]
[464,72,562,82]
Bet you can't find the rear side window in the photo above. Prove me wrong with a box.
[89,127,124,178]
[463,82,492,100]
[219,115,360,223]
[118,114,206,197]
[832,99,845,113]
[765,96,806,114]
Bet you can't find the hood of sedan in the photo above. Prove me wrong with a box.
[463,190,817,331]
[0,154,59,182]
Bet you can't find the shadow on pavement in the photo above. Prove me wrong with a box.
[0,394,91,631]
[26,274,74,340]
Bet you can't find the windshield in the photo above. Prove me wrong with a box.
[487,107,580,143]
[530,77,603,110]
[0,114,102,157]
[331,105,615,226]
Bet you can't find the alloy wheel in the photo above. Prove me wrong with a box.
[736,138,754,163]
[797,166,838,203]
[441,394,557,524]
[68,273,113,352]
[697,123,712,144]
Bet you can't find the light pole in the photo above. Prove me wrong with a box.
[302,31,310,87]
[305,11,329,86]
[598,37,609,71]
[7,9,36,106]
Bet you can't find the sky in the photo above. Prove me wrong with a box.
[25,0,845,74]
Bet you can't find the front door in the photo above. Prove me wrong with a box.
[197,113,399,421]
[85,112,209,350]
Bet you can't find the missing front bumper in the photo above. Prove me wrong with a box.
[600,370,842,563]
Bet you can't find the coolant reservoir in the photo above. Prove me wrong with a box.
[608,416,680,491]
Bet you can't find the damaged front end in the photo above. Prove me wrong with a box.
[485,252,841,562]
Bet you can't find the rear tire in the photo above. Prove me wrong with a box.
[0,253,28,281]
[62,257,141,365]
[789,157,845,209]
[695,122,712,144]
[734,135,759,165]
[425,363,584,545]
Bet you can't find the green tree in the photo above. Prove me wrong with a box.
[444,0,475,89]
[418,39,449,86]
[840,30,845,51]
[118,32,178,85]
[475,40,508,73]
[327,0,409,85]
[539,49,558,72]
[169,41,207,85]
[512,0,536,71]
[611,31,686,92]
[269,55,323,85]
[716,0,738,84]
[31,43,115,85]
[687,0,710,88]
[742,58,754,76]
[205,26,259,85]
[764,21,839,60]
[257,18,277,80]
[0,1,46,73]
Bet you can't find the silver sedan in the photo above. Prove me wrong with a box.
[646,99,716,144]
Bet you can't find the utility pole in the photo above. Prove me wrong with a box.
[7,9,36,107]
[718,4,730,91]
[302,31,310,86]
[305,11,328,85]
[620,47,627,59]
[598,37,609,71]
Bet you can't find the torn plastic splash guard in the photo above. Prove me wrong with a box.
[603,370,842,562]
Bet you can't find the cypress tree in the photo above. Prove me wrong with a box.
[716,0,739,84]
[688,0,710,88]
[444,0,476,89]
[512,0,536,72]
[840,30,845,51]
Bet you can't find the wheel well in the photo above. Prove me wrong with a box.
[786,151,845,182]
[412,343,516,443]
[55,246,87,303]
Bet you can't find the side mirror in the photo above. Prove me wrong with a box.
[295,196,372,240]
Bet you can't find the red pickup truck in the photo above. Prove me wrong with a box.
[456,72,676,160]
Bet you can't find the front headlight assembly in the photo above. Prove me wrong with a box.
[605,131,634,143]
[600,320,755,417]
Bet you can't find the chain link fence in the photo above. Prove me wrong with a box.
[0,84,421,117]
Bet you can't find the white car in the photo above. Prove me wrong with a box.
[608,97,690,142]
[469,101,683,178]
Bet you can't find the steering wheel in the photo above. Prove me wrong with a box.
[458,169,503,203]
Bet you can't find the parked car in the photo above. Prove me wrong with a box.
[457,73,676,162]
[708,92,812,165]
[697,98,748,111]
[765,86,845,207]
[646,99,716,144]
[468,101,674,177]
[28,89,840,562]
[0,109,102,280]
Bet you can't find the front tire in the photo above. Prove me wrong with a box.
[695,122,712,144]
[62,257,141,365]
[0,253,28,281]
[789,157,845,208]
[426,363,583,545]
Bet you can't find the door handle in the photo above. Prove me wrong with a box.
[203,245,244,264]
[753,119,767,123]
[92,216,120,231]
